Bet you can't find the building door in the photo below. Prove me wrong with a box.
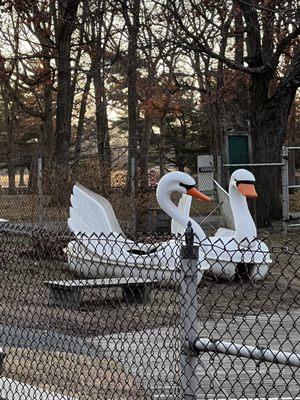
[228,134,249,164]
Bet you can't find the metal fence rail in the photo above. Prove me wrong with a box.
[0,224,298,399]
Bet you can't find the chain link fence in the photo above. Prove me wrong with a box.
[0,222,299,399]
[0,155,220,237]
[0,155,137,232]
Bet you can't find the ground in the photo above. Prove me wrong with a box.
[4,348,140,400]
[0,231,298,337]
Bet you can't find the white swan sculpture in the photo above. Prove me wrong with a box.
[66,172,211,286]
[172,169,271,281]
[208,169,271,280]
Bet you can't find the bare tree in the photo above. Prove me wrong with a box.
[54,0,81,202]
[166,0,300,224]
[121,0,141,193]
[85,0,115,194]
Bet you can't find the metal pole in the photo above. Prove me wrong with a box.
[195,337,300,368]
[216,155,222,184]
[38,157,43,227]
[180,222,202,400]
[130,157,137,235]
[281,145,289,233]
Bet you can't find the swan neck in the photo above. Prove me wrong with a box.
[157,189,206,241]
[229,186,257,241]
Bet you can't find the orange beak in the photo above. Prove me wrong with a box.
[187,187,211,202]
[237,183,258,199]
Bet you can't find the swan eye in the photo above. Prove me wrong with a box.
[179,183,195,190]
[236,180,256,185]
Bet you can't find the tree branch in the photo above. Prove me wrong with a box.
[270,26,300,69]
[167,0,270,74]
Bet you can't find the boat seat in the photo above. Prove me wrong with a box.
[44,277,157,309]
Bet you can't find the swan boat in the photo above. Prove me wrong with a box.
[66,170,271,284]
[171,169,272,281]
[66,172,211,286]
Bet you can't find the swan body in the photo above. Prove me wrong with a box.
[184,169,272,281]
[208,170,270,255]
[171,169,271,281]
[66,172,211,286]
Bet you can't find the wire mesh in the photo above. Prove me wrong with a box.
[288,148,300,217]
[0,157,221,237]
[0,223,298,399]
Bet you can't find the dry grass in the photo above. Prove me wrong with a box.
[4,347,149,399]
[0,194,68,222]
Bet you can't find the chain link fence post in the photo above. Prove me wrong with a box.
[180,222,202,400]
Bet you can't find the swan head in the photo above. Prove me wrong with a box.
[230,169,258,199]
[156,171,211,202]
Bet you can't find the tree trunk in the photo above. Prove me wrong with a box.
[54,0,80,203]
[93,68,111,195]
[125,0,140,193]
[137,114,151,231]
[139,114,151,192]
[72,74,92,185]
[159,116,166,178]
[19,167,25,187]
[28,149,38,193]
[250,75,296,225]
[7,113,16,195]
[3,91,16,194]
[41,81,54,193]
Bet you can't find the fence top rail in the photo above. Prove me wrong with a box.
[223,163,284,167]
[289,185,300,189]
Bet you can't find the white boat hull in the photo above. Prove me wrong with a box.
[65,241,269,285]
[65,242,182,287]
[208,261,269,282]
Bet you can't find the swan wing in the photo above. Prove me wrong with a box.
[171,194,192,235]
[214,180,235,231]
[68,183,124,236]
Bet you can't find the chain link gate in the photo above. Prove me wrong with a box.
[282,145,300,232]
